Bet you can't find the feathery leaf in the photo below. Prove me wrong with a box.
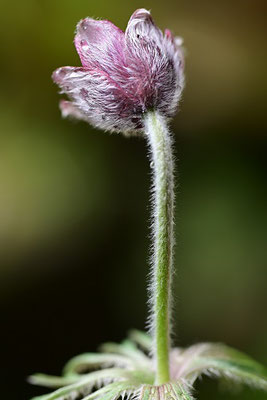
[63,353,134,376]
[128,330,152,353]
[99,341,151,367]
[30,368,131,400]
[173,343,267,390]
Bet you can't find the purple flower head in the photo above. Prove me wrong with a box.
[52,9,185,136]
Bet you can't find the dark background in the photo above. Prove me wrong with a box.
[0,0,266,399]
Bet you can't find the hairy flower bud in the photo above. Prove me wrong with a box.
[52,9,185,135]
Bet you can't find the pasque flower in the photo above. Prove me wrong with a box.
[31,8,267,400]
[52,9,184,135]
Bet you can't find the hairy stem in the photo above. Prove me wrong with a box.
[144,111,175,385]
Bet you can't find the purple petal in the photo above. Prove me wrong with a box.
[125,9,163,48]
[59,100,87,121]
[74,18,125,71]
[164,29,174,41]
[52,9,185,134]
[52,66,88,94]
[124,9,184,118]
[52,66,143,135]
[162,30,185,75]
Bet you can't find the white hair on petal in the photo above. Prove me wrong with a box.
[52,9,185,137]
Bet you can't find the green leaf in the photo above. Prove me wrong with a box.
[128,330,152,353]
[82,380,138,400]
[28,373,79,388]
[30,368,130,400]
[128,369,154,385]
[63,353,134,376]
[177,343,267,390]
[99,341,150,368]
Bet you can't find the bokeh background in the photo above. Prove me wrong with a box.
[1,0,266,398]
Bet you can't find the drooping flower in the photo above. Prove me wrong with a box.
[52,9,184,136]
[31,9,267,400]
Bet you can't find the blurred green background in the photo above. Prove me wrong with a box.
[1,0,266,399]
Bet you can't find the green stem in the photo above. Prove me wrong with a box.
[144,111,175,385]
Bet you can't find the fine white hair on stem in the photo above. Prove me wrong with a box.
[144,111,176,384]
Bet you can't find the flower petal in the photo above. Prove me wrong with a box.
[125,9,163,47]
[74,18,125,71]
[51,9,185,134]
[52,66,143,135]
[163,30,185,75]
[124,9,184,119]
[59,100,87,121]
[52,66,87,93]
